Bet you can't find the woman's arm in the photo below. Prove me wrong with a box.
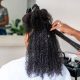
[72,29,80,41]
[0,15,9,26]
[51,20,80,41]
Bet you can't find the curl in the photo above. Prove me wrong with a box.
[31,8,52,31]
[32,4,39,11]
[26,8,32,13]
[22,5,63,78]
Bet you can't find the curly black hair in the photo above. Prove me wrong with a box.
[22,4,63,78]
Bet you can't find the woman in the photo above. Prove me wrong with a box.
[0,4,71,80]
[0,0,9,35]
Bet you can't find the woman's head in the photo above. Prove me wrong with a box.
[0,0,3,1]
[22,4,63,78]
[0,0,3,4]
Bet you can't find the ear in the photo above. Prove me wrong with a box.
[25,33,29,47]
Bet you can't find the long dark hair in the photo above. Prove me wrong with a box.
[22,4,63,78]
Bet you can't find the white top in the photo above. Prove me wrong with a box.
[0,57,71,80]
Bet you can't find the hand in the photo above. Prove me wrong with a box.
[50,20,74,35]
[50,20,62,31]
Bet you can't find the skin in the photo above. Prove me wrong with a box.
[0,0,9,27]
[51,20,80,41]
[25,33,30,48]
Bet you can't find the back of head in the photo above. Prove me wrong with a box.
[22,4,63,78]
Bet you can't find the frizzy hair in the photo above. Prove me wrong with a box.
[22,4,63,78]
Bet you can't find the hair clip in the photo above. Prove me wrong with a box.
[26,8,32,13]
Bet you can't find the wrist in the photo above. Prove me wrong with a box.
[71,29,78,36]
[63,24,75,35]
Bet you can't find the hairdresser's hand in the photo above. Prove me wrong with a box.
[50,20,74,35]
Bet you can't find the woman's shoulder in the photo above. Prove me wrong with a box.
[0,6,8,14]
[0,57,27,80]
[0,58,71,80]
[0,57,26,74]
[60,65,71,80]
[0,57,26,69]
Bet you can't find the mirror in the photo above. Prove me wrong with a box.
[0,0,80,35]
[0,0,36,35]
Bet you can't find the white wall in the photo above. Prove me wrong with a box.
[36,0,80,30]
[2,0,27,22]
[36,0,80,53]
[27,0,36,8]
